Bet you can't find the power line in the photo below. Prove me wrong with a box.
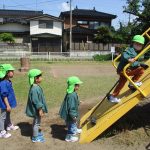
[6,0,63,8]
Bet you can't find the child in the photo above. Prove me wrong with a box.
[25,69,48,143]
[108,35,146,103]
[0,64,19,138]
[59,76,83,142]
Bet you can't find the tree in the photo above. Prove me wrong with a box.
[123,0,150,34]
[94,26,113,44]
[0,33,15,43]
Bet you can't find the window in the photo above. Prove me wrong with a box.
[89,21,100,29]
[39,20,53,29]
[100,22,109,27]
[77,20,88,25]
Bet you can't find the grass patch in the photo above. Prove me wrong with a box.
[0,60,117,108]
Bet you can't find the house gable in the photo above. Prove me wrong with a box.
[29,14,62,36]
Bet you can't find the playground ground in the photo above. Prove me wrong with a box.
[0,61,150,150]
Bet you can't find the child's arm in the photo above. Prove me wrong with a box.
[3,97,11,112]
[68,98,78,122]
[31,88,44,113]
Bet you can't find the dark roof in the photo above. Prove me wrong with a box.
[64,26,96,34]
[31,33,61,38]
[28,14,63,22]
[60,8,116,19]
[0,9,43,18]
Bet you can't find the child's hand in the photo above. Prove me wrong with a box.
[128,58,136,63]
[80,100,84,104]
[39,109,44,117]
[73,117,77,123]
[6,105,11,112]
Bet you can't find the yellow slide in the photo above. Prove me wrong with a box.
[79,28,150,144]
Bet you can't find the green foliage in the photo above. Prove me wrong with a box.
[0,33,15,43]
[93,54,112,61]
[123,0,150,34]
[94,26,113,44]
[115,44,129,54]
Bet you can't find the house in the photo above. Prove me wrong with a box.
[60,7,117,51]
[28,14,63,52]
[0,9,63,52]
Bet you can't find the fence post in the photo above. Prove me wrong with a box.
[48,52,51,60]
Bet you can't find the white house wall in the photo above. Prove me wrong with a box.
[0,23,29,32]
[30,21,62,36]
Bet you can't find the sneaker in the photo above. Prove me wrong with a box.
[76,128,82,134]
[38,132,44,137]
[107,95,121,103]
[128,81,142,90]
[135,81,142,87]
[65,134,78,142]
[32,136,45,143]
[129,81,142,87]
[7,124,19,131]
[0,130,11,138]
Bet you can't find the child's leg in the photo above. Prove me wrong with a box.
[0,109,6,131]
[32,116,45,142]
[5,112,11,127]
[112,67,144,97]
[112,73,127,97]
[67,121,77,135]
[65,121,78,142]
[0,109,11,138]
[32,116,41,137]
[127,67,144,82]
[5,112,19,131]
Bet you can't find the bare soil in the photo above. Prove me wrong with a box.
[1,63,150,150]
[1,98,150,150]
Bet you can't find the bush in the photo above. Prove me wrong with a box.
[93,54,112,61]
[115,44,128,54]
[0,33,15,43]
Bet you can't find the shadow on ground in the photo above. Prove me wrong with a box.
[50,124,67,141]
[17,122,32,137]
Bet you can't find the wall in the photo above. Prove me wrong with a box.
[65,42,123,52]
[30,20,62,36]
[0,23,29,32]
[0,43,31,52]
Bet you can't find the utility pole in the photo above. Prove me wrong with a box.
[36,0,37,11]
[3,0,5,9]
[69,0,72,51]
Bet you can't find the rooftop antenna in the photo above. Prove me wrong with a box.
[3,0,5,9]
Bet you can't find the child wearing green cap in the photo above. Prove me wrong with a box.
[0,64,19,138]
[25,69,48,143]
[59,76,83,142]
[108,35,148,103]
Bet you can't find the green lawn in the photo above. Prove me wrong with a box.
[0,60,117,108]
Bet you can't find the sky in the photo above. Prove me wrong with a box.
[0,0,135,29]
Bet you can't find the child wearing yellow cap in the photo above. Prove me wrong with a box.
[0,64,19,138]
[59,76,83,142]
[25,69,48,143]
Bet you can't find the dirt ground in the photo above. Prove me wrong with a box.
[49,64,116,78]
[1,100,150,150]
[1,62,150,150]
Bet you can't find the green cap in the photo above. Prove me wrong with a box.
[28,69,42,85]
[132,35,145,44]
[67,76,83,94]
[0,64,15,78]
[0,66,6,78]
